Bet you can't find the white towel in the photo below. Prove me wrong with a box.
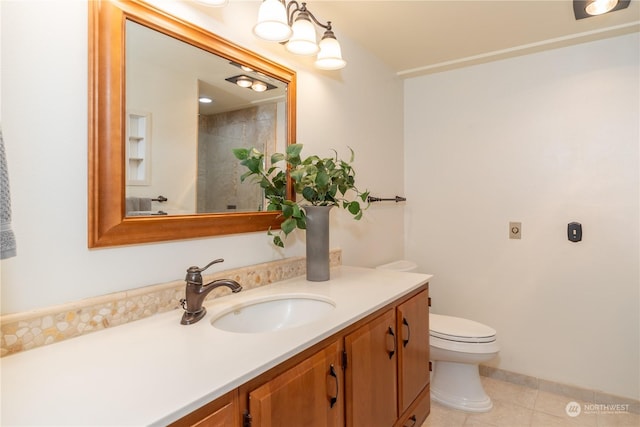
[126,197,152,214]
[1,126,17,259]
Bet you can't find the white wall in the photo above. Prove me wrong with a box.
[126,31,198,214]
[0,0,404,313]
[405,34,639,399]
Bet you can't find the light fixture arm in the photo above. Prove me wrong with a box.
[285,1,332,31]
[255,0,346,69]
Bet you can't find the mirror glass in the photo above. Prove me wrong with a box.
[88,0,296,248]
[125,20,287,217]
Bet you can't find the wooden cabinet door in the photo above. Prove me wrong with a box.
[169,390,239,427]
[248,339,344,427]
[397,290,430,414]
[344,309,397,427]
[191,402,236,427]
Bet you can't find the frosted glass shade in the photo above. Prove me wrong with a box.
[286,16,319,56]
[196,0,229,6]
[315,36,346,70]
[253,0,292,42]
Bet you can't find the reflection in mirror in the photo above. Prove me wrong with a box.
[88,0,296,248]
[125,21,287,216]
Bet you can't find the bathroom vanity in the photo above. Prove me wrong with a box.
[0,266,431,426]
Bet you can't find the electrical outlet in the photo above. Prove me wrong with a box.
[509,222,521,239]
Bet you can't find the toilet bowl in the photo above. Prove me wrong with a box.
[375,260,500,413]
[430,314,499,412]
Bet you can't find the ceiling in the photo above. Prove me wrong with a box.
[304,0,639,77]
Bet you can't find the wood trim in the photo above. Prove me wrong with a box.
[88,0,297,247]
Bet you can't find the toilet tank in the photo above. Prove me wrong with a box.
[376,260,418,273]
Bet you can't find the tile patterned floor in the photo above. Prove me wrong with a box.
[422,377,640,427]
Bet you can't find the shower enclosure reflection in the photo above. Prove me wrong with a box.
[197,102,285,213]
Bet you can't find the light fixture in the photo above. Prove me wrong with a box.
[253,1,346,70]
[251,80,268,92]
[235,76,253,88]
[253,0,292,42]
[573,0,630,19]
[225,75,277,92]
[586,0,618,15]
[195,0,229,7]
[198,96,213,104]
[315,29,346,70]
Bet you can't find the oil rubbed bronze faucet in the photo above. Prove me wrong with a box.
[179,258,242,325]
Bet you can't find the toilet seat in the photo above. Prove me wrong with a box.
[430,314,496,343]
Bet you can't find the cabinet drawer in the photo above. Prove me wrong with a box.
[395,385,430,427]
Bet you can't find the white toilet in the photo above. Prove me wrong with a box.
[376,260,500,413]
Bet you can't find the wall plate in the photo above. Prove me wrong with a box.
[509,222,522,239]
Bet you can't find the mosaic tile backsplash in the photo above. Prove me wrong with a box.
[0,251,342,357]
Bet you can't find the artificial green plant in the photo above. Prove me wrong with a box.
[232,144,369,247]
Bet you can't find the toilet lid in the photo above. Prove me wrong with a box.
[430,313,496,343]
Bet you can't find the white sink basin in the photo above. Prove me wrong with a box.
[210,294,336,333]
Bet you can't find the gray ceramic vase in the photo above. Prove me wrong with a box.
[304,205,333,281]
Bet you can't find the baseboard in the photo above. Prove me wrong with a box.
[479,365,640,414]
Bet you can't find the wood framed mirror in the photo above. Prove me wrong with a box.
[88,0,296,248]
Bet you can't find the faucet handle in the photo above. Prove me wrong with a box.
[187,258,224,274]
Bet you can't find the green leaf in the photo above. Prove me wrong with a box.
[316,170,330,188]
[281,218,297,235]
[244,157,262,174]
[347,201,361,215]
[302,187,317,202]
[271,153,285,164]
[232,148,249,160]
[239,170,253,182]
[282,204,294,219]
[291,203,302,219]
[290,169,304,183]
[286,144,304,157]
[296,216,306,229]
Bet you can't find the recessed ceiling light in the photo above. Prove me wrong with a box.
[236,76,253,88]
[199,96,213,104]
[251,81,268,92]
[573,0,630,19]
[225,75,277,92]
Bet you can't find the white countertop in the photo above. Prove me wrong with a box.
[0,266,431,426]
